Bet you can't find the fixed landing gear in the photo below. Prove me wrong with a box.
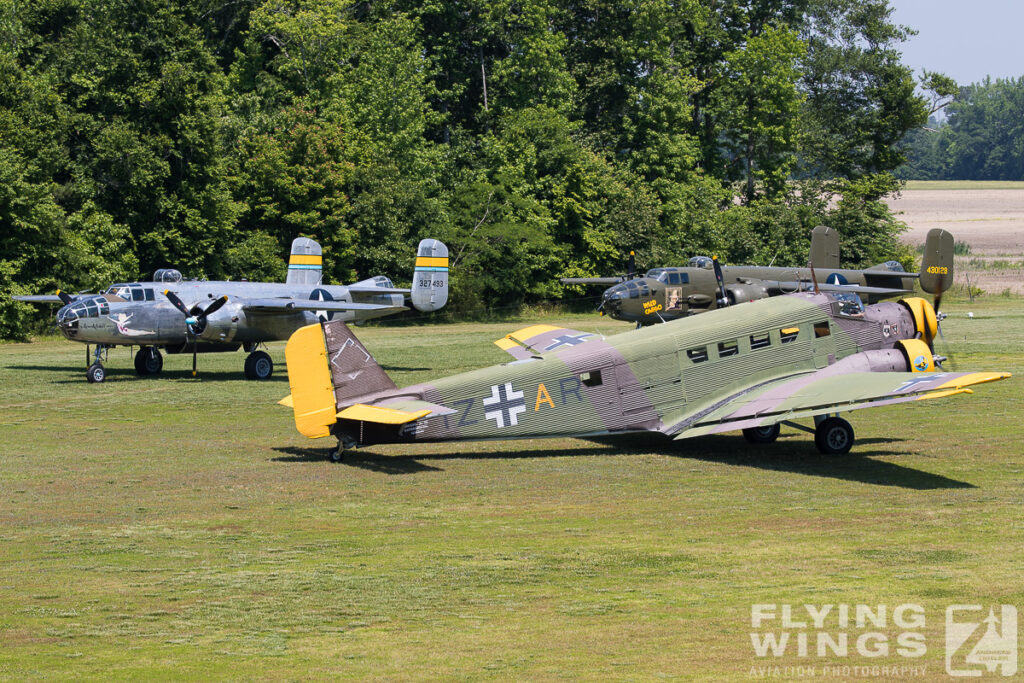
[134,346,163,376]
[331,435,357,463]
[742,416,855,454]
[814,416,854,455]
[742,424,780,444]
[244,350,273,380]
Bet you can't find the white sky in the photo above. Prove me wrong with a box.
[888,0,1024,85]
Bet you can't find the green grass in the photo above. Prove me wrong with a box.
[902,180,1024,191]
[1,303,1022,680]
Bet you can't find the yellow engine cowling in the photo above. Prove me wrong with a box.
[899,297,938,342]
[898,338,935,373]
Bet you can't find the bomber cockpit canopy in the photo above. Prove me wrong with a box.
[368,275,394,288]
[646,268,690,285]
[688,256,714,269]
[153,268,183,283]
[105,283,156,302]
[57,295,109,323]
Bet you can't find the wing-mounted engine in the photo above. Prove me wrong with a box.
[725,281,769,305]
[198,300,245,343]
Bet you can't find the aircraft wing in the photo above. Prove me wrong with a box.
[12,295,66,303]
[560,277,624,285]
[664,369,1010,440]
[762,281,911,296]
[493,324,599,360]
[347,285,411,295]
[241,298,407,313]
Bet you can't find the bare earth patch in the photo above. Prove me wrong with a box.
[887,189,1024,295]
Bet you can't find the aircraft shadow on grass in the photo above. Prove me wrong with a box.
[7,363,289,384]
[271,432,975,489]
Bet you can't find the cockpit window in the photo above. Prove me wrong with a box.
[832,292,865,317]
[130,288,145,301]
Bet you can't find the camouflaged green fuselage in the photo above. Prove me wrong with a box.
[333,293,920,447]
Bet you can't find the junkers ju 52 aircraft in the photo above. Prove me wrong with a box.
[563,227,947,325]
[14,238,449,383]
[279,228,1007,460]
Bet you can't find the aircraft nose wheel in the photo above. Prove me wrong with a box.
[743,424,780,444]
[244,350,273,380]
[814,417,854,455]
[86,363,106,383]
[134,347,163,376]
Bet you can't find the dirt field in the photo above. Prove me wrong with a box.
[887,186,1024,295]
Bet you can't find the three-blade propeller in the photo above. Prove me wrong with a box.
[164,291,229,376]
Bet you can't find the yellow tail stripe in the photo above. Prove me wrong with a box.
[289,254,323,266]
[415,256,449,268]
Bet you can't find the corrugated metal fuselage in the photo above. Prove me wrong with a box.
[335,294,919,447]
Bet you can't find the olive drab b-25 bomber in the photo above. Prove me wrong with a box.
[13,238,449,383]
[564,227,950,326]
[279,229,1008,460]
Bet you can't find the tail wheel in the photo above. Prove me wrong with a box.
[814,417,854,455]
[742,424,780,444]
[244,350,273,380]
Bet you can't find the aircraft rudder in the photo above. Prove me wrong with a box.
[283,320,398,438]
[411,239,449,312]
[810,225,840,269]
[919,228,954,294]
[286,237,323,286]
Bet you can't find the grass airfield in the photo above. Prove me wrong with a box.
[1,298,1022,680]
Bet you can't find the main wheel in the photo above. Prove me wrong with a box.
[86,363,106,383]
[244,350,273,380]
[814,417,854,455]
[134,347,163,376]
[743,424,780,444]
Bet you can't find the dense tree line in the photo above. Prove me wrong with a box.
[900,77,1024,181]
[2,0,930,337]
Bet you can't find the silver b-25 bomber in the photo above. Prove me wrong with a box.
[14,237,449,383]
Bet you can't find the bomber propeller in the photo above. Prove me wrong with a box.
[712,256,729,308]
[164,290,230,376]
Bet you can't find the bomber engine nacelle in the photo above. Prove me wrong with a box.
[725,282,769,305]
[199,301,245,343]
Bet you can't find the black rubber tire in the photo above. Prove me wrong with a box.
[743,424,781,444]
[134,347,163,376]
[244,350,273,380]
[86,363,105,383]
[814,417,854,455]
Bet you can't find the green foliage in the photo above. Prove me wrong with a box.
[1,0,930,337]
[900,77,1024,181]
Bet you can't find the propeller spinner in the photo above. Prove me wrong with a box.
[164,291,230,376]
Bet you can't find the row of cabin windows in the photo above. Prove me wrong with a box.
[686,322,829,364]
[574,320,832,383]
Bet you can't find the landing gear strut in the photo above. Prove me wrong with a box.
[86,344,108,383]
[244,350,273,380]
[134,346,163,376]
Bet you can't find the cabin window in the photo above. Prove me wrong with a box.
[814,321,831,338]
[668,272,681,285]
[750,333,771,350]
[580,370,603,387]
[717,341,739,358]
[144,288,155,301]
[130,288,144,301]
[780,327,800,344]
[686,346,709,363]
